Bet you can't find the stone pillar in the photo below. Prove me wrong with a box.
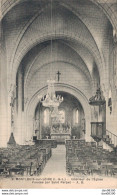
[0,21,10,147]
[15,68,24,144]
[106,30,117,136]
[26,113,33,142]
[8,85,17,142]
[40,107,43,139]
[34,106,40,139]
[38,104,42,139]
[85,111,92,142]
[112,35,117,135]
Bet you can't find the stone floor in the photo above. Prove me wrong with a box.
[42,145,66,177]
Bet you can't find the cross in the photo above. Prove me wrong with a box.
[56,71,61,82]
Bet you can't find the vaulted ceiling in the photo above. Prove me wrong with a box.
[1,0,116,100]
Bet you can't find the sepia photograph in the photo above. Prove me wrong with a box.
[0,0,117,189]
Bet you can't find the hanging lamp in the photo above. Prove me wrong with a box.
[38,0,63,108]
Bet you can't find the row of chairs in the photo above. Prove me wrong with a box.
[65,140,117,176]
[0,143,52,177]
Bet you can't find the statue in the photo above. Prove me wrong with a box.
[9,84,17,131]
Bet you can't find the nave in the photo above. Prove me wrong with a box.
[1,0,117,189]
[0,139,117,178]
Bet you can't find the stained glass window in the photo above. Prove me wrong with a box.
[44,108,50,125]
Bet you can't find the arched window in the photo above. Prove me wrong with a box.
[58,109,65,123]
[75,109,79,124]
[44,108,50,125]
[73,108,79,124]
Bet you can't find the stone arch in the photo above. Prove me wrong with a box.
[22,83,91,143]
[1,0,117,31]
[24,42,93,88]
[11,34,103,86]
[8,2,103,75]
[4,2,106,86]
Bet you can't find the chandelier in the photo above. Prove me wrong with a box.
[38,0,63,109]
[39,80,63,108]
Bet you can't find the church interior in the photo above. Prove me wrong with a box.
[0,0,117,177]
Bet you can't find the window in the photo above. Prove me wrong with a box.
[73,108,79,124]
[44,109,50,125]
[75,109,79,124]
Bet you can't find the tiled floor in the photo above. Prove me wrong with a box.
[42,145,66,177]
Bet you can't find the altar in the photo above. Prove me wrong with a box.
[51,123,71,143]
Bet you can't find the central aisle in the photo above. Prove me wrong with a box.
[41,145,66,177]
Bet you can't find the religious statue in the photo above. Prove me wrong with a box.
[9,84,17,130]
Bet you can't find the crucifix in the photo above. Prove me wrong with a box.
[56,71,61,82]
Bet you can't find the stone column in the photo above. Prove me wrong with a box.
[106,30,117,136]
[0,21,10,147]
[111,33,117,135]
[15,67,24,144]
[38,104,42,139]
[85,112,92,142]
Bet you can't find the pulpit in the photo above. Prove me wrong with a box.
[89,88,106,142]
[91,122,104,141]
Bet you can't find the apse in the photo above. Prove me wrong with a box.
[33,92,85,142]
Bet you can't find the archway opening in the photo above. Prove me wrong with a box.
[33,91,85,142]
